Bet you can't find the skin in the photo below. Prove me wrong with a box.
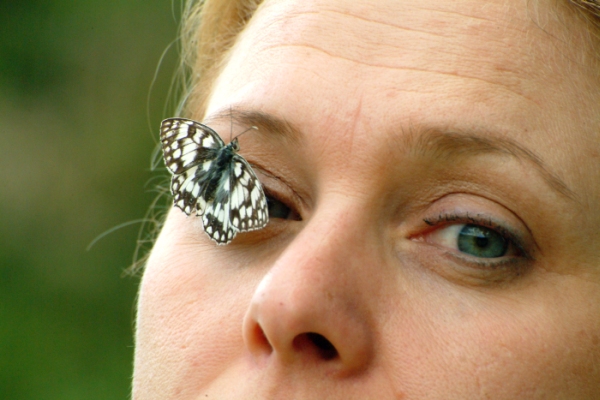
[133,0,600,398]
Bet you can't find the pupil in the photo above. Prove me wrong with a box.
[475,236,489,248]
[457,225,508,258]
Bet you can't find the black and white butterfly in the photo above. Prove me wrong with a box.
[160,118,269,245]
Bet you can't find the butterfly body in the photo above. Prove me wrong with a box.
[199,139,237,202]
[160,118,269,245]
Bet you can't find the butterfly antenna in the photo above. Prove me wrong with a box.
[228,106,258,142]
[229,106,233,142]
[235,125,259,140]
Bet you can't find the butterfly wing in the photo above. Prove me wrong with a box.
[160,117,268,244]
[228,155,269,232]
[160,118,224,216]
[201,171,237,245]
[201,154,268,245]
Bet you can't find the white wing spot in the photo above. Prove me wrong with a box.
[235,187,244,207]
[196,197,206,211]
[234,163,243,177]
[202,137,215,147]
[181,151,195,166]
[192,185,200,197]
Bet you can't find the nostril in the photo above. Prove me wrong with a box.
[294,332,338,360]
[249,323,273,354]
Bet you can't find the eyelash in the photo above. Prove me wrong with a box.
[422,211,531,265]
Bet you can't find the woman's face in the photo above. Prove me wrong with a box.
[133,0,600,398]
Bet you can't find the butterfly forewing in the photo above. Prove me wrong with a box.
[160,117,269,245]
[228,155,268,232]
[200,155,268,245]
[161,119,218,216]
[161,118,223,174]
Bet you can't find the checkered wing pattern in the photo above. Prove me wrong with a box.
[160,117,269,245]
[161,118,223,216]
[201,155,269,244]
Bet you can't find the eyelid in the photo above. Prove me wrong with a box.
[251,164,305,219]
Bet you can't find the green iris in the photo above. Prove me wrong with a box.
[457,225,508,258]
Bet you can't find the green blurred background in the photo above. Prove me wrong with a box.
[0,1,178,398]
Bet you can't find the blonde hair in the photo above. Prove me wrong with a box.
[178,0,264,119]
[571,0,600,17]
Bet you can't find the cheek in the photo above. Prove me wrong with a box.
[382,275,600,398]
[133,225,260,397]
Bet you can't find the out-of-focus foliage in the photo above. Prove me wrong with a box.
[0,1,178,398]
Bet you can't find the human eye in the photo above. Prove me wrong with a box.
[427,222,513,258]
[416,211,533,280]
[251,164,303,222]
[423,212,527,260]
[264,189,302,221]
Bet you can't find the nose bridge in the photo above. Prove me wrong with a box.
[269,194,374,306]
[243,197,378,372]
[269,206,362,303]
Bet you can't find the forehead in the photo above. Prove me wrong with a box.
[205,0,599,199]
[209,0,592,122]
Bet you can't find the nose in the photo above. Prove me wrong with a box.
[242,205,377,374]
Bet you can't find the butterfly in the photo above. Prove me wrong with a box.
[160,117,269,245]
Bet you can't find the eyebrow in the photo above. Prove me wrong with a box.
[406,128,577,202]
[205,107,302,144]
[205,107,577,202]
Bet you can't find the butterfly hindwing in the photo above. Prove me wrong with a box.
[171,167,208,216]
[202,171,237,244]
